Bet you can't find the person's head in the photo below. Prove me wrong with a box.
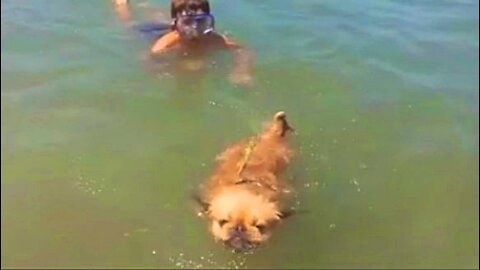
[170,0,215,40]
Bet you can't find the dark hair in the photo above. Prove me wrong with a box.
[170,0,210,19]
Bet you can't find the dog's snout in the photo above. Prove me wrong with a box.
[228,225,246,240]
[226,236,255,251]
[225,225,255,251]
[234,224,246,232]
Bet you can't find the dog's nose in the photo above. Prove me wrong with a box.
[226,236,254,252]
[233,224,246,232]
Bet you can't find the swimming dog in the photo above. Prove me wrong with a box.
[196,112,295,251]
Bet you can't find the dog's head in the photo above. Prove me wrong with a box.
[171,0,210,18]
[198,188,291,251]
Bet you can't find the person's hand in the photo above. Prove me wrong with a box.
[112,0,131,22]
[229,70,253,87]
[113,0,128,6]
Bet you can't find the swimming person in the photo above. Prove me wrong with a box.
[112,0,254,86]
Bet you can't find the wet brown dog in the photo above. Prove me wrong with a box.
[196,112,295,251]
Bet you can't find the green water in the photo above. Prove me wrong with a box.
[1,0,478,268]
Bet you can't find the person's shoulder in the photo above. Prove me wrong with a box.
[208,32,225,41]
[156,30,181,44]
[151,30,181,53]
[209,32,239,48]
[163,30,181,38]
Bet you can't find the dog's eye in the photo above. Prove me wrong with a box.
[218,219,228,227]
[255,224,266,233]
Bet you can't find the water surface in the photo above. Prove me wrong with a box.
[1,0,479,268]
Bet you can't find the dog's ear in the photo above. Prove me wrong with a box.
[192,192,210,213]
[277,209,295,220]
[278,209,308,220]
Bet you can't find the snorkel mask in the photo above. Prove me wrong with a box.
[175,12,215,39]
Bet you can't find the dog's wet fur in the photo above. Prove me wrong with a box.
[196,111,295,251]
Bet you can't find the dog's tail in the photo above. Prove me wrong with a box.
[271,111,294,137]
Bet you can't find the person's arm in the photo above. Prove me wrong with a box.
[221,35,255,86]
[150,31,181,54]
[112,0,131,23]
